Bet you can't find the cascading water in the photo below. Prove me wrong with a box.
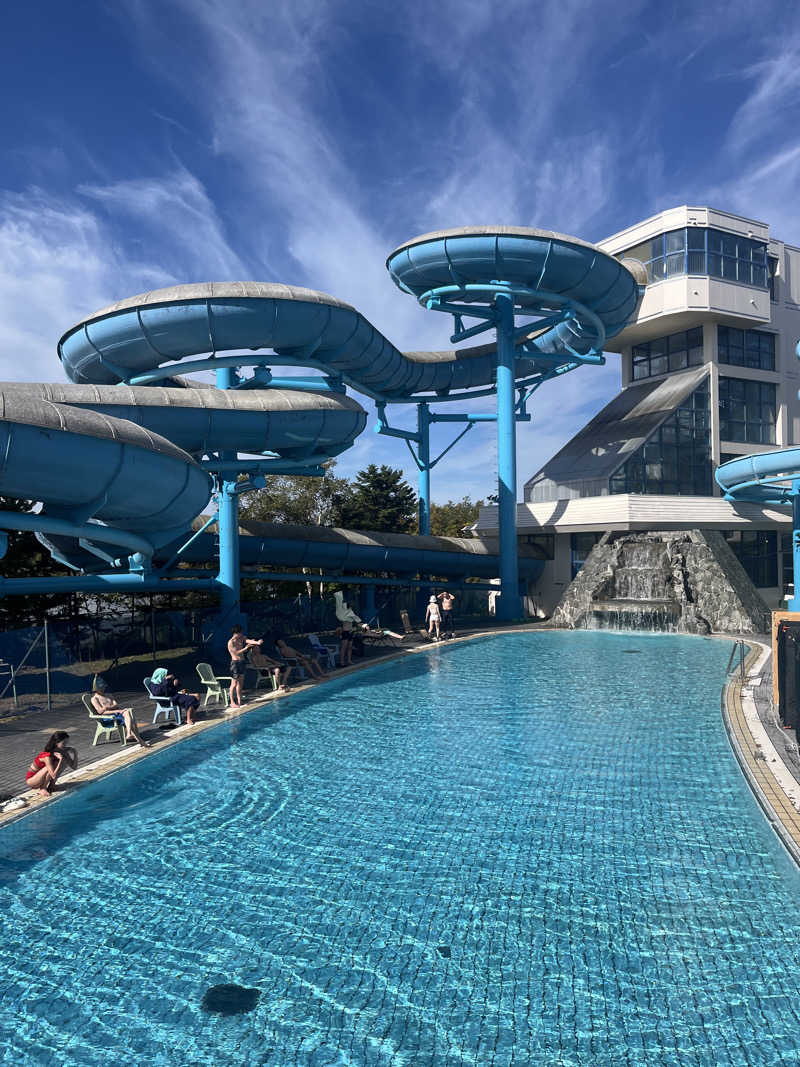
[587,539,681,632]
[551,529,769,635]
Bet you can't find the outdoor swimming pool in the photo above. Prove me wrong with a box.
[1,631,800,1065]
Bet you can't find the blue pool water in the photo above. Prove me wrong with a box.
[2,631,800,1065]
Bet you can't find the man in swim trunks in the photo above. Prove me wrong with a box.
[227,625,263,708]
[437,590,456,639]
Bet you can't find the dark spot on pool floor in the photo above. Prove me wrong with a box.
[201,983,260,1015]
[436,945,451,958]
[623,650,642,654]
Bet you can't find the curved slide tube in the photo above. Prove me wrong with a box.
[157,520,546,581]
[0,227,639,603]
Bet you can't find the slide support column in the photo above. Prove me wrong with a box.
[216,367,243,631]
[418,402,431,535]
[791,481,800,613]
[494,293,523,620]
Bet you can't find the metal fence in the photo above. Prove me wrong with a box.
[0,585,493,714]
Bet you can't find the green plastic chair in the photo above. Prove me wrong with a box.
[196,663,232,706]
[82,693,127,746]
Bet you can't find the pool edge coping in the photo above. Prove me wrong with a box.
[721,637,800,868]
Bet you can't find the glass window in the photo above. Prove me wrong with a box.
[608,382,711,497]
[718,327,774,371]
[570,533,602,579]
[631,327,707,381]
[665,229,686,254]
[620,227,769,290]
[719,377,776,444]
[782,531,794,595]
[723,530,778,587]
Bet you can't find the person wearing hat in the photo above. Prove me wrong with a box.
[91,679,152,747]
[425,594,442,641]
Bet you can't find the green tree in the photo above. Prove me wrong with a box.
[240,463,353,527]
[430,496,483,537]
[337,465,417,533]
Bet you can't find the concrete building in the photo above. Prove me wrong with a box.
[476,206,800,614]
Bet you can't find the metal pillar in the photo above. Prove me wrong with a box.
[494,293,522,620]
[791,482,800,612]
[417,403,431,535]
[216,367,243,629]
[362,583,377,624]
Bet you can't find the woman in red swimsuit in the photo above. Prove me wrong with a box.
[25,731,77,796]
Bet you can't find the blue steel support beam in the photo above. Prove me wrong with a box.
[494,292,523,620]
[792,482,800,613]
[216,366,243,628]
[362,583,377,622]
[418,402,431,536]
[0,574,219,595]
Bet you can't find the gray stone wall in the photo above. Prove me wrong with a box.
[550,529,770,634]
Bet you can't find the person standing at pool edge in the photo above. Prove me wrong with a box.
[437,590,456,638]
[227,625,263,708]
[426,595,441,640]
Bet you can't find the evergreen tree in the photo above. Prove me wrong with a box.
[337,465,417,533]
[430,496,483,537]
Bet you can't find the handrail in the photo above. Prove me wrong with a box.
[726,639,746,680]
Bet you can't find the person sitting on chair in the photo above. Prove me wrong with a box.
[249,648,293,692]
[91,683,152,747]
[275,636,326,680]
[25,731,77,796]
[150,668,201,726]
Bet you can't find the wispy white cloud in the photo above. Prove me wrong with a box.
[725,38,800,155]
[79,169,248,281]
[0,188,172,383]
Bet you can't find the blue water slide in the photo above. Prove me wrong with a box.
[0,227,641,597]
[386,227,645,353]
[716,449,800,507]
[158,521,545,581]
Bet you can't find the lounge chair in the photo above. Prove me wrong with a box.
[254,665,279,691]
[143,676,182,726]
[196,663,232,707]
[82,692,127,747]
[308,633,339,668]
[400,610,427,640]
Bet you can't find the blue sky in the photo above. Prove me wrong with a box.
[2,0,800,503]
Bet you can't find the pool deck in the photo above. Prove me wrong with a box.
[722,636,800,866]
[5,624,800,871]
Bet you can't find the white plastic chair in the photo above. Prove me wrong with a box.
[308,633,338,668]
[143,677,182,725]
[196,663,232,706]
[82,693,127,746]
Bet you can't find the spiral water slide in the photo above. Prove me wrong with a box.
[0,228,643,615]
